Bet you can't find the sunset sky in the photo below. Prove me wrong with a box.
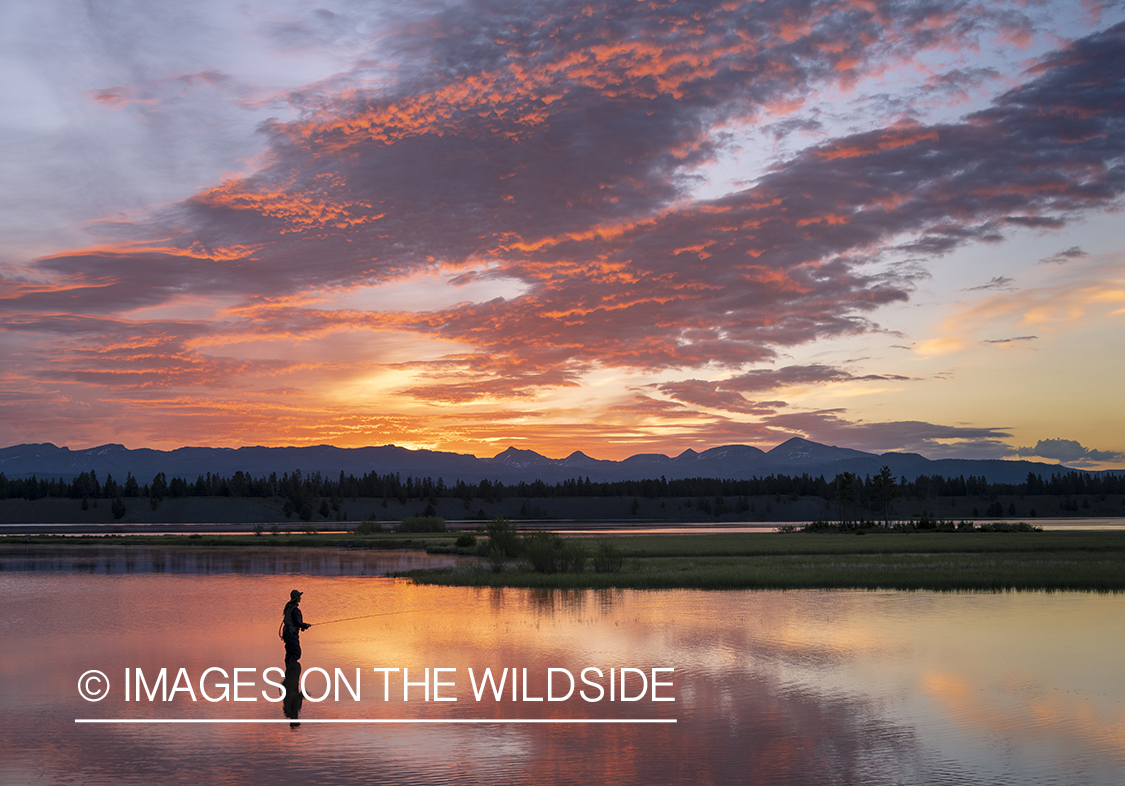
[1,0,1123,468]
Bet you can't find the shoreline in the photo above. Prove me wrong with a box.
[2,515,1122,536]
[5,530,1125,592]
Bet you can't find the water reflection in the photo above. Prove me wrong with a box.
[0,545,466,576]
[282,662,304,724]
[1,553,1122,785]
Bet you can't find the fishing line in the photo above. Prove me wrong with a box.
[309,607,428,627]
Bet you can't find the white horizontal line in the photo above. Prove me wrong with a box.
[76,718,676,724]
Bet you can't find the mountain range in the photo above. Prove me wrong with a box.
[0,439,1103,487]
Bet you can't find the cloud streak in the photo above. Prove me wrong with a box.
[1040,245,1090,264]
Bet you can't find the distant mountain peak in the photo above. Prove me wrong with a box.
[493,446,541,457]
[771,437,818,450]
[699,444,766,459]
[768,436,872,462]
[490,446,551,466]
[562,450,606,466]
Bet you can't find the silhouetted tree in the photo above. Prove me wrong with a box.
[870,466,898,527]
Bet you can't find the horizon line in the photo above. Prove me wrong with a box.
[6,438,1123,474]
[0,436,1081,464]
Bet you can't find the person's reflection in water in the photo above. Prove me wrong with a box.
[282,661,304,727]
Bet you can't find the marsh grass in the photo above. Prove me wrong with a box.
[404,551,1125,591]
[403,532,1125,591]
[608,531,1123,557]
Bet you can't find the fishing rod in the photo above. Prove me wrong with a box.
[308,607,429,627]
[279,607,427,639]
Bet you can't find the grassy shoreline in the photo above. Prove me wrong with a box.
[5,530,1125,592]
[404,531,1125,592]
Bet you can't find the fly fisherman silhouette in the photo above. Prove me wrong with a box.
[280,589,313,666]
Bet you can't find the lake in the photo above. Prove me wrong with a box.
[2,546,1122,785]
[4,516,1123,537]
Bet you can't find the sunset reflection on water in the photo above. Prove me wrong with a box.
[2,547,1123,785]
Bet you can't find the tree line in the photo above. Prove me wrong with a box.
[1,466,1122,508]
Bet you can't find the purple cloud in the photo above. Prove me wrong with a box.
[1016,438,1125,466]
[763,410,1015,458]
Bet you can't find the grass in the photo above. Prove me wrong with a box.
[401,531,1125,591]
[580,531,1117,556]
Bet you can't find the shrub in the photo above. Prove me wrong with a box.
[354,518,383,535]
[523,531,560,573]
[396,516,447,533]
[484,516,519,557]
[488,544,507,573]
[591,540,624,573]
[517,533,588,574]
[802,519,835,532]
[111,498,127,520]
[557,539,588,573]
[977,521,1042,533]
[454,533,477,548]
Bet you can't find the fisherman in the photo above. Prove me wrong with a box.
[281,589,312,665]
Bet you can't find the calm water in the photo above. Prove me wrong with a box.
[4,516,1123,536]
[1,547,1122,785]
